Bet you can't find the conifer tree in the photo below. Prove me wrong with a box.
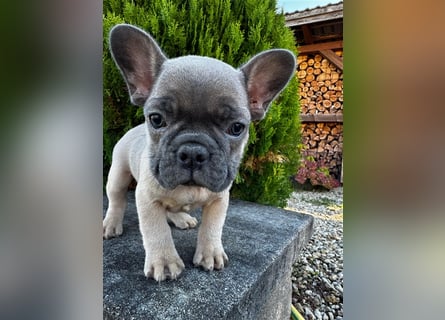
[103,0,300,207]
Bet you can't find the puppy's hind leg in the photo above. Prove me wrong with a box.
[103,164,132,239]
[167,211,198,229]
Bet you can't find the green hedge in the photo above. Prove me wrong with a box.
[103,0,301,207]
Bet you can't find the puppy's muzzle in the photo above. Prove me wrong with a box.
[154,132,232,192]
[177,143,209,170]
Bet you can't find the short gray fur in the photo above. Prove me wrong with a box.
[103,191,314,320]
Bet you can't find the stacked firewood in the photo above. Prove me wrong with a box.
[297,51,343,180]
[301,122,343,178]
[297,51,343,115]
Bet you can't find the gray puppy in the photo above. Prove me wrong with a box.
[103,24,296,281]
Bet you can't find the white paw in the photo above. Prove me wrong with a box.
[103,216,123,239]
[193,244,228,271]
[144,254,185,281]
[167,211,198,229]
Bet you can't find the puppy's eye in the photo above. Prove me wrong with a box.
[148,113,166,129]
[227,122,245,136]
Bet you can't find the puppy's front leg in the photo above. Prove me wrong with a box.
[136,188,185,281]
[103,163,133,239]
[193,192,229,271]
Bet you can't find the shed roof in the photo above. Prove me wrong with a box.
[285,2,343,27]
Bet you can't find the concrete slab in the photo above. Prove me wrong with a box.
[103,191,313,320]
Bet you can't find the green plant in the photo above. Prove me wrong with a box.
[294,156,341,190]
[103,0,301,207]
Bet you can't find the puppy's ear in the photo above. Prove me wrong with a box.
[240,49,296,121]
[109,24,167,106]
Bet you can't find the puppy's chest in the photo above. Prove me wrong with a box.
[159,187,218,213]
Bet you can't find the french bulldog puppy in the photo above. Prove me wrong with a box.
[103,24,296,281]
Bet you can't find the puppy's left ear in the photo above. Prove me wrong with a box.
[240,49,296,121]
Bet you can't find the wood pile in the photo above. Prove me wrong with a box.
[297,51,343,115]
[297,50,343,180]
[301,122,343,178]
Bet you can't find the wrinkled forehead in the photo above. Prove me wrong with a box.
[152,56,248,107]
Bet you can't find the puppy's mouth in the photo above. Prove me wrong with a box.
[154,160,231,193]
[181,179,200,187]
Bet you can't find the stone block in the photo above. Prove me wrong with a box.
[103,191,313,320]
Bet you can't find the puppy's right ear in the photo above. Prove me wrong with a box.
[109,24,167,106]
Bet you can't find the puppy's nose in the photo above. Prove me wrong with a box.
[177,144,209,169]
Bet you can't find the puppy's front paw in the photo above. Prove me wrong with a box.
[144,254,185,281]
[167,211,198,229]
[103,216,123,239]
[193,244,228,271]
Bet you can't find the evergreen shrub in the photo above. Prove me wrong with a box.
[103,0,301,207]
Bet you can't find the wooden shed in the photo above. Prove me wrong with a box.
[285,2,343,182]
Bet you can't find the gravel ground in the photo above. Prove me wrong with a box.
[286,187,343,320]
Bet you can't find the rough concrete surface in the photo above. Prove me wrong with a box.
[103,191,313,320]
